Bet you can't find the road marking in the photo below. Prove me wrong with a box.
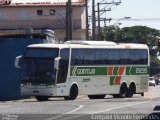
[46,104,83,120]
[0,105,9,108]
[53,101,151,120]
[92,101,149,114]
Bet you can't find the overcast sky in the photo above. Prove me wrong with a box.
[88,0,160,30]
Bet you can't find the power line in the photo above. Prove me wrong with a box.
[111,18,160,22]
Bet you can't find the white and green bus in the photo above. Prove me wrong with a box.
[15,41,150,101]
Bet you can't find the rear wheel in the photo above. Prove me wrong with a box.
[127,84,136,98]
[64,85,78,100]
[35,96,49,101]
[119,84,128,98]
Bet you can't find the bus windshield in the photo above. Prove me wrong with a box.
[21,48,59,85]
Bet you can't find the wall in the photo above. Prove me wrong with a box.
[0,37,44,100]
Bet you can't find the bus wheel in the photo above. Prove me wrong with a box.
[64,85,78,100]
[88,95,106,99]
[119,84,127,98]
[35,96,49,101]
[127,84,136,98]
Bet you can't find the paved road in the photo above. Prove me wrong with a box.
[0,85,160,120]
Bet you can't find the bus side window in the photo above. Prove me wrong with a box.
[140,49,148,64]
[120,49,129,64]
[108,49,120,65]
[95,49,108,65]
[57,48,69,84]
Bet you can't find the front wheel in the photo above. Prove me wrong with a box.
[64,85,78,100]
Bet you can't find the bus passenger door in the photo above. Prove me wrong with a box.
[56,49,69,95]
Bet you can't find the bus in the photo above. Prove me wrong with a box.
[15,41,150,101]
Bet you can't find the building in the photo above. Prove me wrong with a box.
[0,0,88,41]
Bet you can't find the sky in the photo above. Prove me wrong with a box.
[88,0,160,30]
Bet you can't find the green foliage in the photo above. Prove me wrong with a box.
[150,55,160,67]
[101,25,160,45]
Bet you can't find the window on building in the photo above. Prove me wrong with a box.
[37,10,43,15]
[50,9,55,15]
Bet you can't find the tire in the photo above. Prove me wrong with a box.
[127,84,136,98]
[88,95,106,99]
[64,85,78,100]
[119,84,128,98]
[35,96,49,101]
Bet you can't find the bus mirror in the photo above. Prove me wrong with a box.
[15,55,23,68]
[54,57,61,69]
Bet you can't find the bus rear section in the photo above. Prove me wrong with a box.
[69,44,149,99]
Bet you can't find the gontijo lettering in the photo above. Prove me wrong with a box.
[77,68,96,75]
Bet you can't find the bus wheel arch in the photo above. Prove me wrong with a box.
[119,82,128,98]
[127,82,136,98]
[64,83,78,100]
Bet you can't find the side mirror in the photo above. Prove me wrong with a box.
[15,55,23,68]
[54,57,61,69]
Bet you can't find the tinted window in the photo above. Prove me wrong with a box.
[71,48,148,66]
[139,49,148,64]
[108,49,120,64]
[120,49,130,64]
[95,49,108,64]
[129,49,148,65]
[57,48,69,84]
[24,48,59,58]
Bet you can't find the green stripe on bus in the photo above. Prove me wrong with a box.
[126,67,149,75]
[70,66,149,76]
[113,67,119,75]
[70,67,108,76]
[110,76,115,86]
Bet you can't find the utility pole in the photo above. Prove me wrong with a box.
[96,0,121,40]
[85,0,89,40]
[97,2,100,40]
[68,0,72,40]
[65,2,69,41]
[92,0,95,40]
[65,0,72,41]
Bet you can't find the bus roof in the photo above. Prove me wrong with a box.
[27,41,149,49]
[64,40,117,46]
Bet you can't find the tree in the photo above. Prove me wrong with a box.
[101,25,160,45]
